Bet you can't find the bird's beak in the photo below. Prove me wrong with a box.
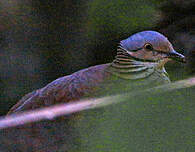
[167,50,186,63]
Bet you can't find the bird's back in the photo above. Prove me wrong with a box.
[8,61,171,114]
[8,63,112,114]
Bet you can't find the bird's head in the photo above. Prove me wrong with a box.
[120,31,186,68]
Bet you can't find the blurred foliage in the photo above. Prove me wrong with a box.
[86,0,162,41]
[76,87,194,152]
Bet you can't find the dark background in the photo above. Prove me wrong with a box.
[0,0,194,115]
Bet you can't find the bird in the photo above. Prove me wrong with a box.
[5,31,186,152]
[8,30,185,114]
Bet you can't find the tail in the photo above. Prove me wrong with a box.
[7,90,37,115]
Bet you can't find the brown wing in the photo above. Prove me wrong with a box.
[7,64,111,114]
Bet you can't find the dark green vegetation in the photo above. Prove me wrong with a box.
[76,85,194,152]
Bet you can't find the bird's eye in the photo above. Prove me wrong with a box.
[144,43,153,50]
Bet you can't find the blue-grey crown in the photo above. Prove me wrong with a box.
[120,31,168,51]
